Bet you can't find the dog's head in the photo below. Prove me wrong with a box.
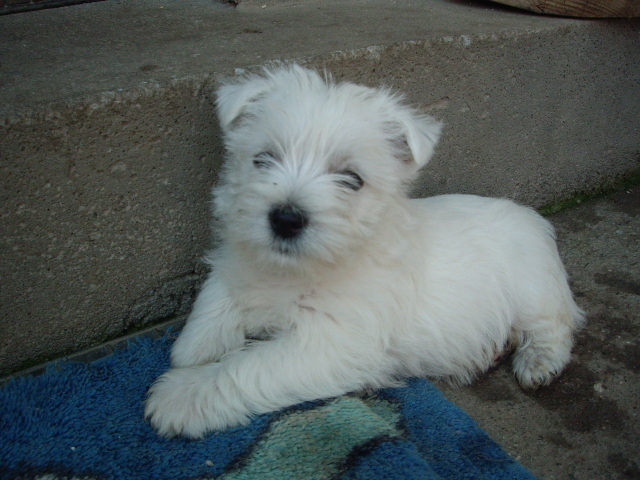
[213,64,442,271]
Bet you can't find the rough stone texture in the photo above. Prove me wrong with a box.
[321,29,640,205]
[1,0,639,374]
[1,82,219,371]
[441,185,640,479]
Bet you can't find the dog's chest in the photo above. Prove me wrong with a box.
[236,284,332,332]
[233,268,410,338]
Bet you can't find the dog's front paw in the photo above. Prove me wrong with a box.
[170,327,245,368]
[145,367,248,438]
[170,338,219,368]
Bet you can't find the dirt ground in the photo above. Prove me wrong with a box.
[440,185,640,479]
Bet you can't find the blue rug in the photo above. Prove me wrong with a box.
[0,334,536,480]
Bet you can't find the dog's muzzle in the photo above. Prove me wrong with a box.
[269,204,308,240]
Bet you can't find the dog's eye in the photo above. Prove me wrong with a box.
[253,152,276,169]
[337,170,364,191]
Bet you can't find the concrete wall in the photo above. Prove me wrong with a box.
[319,27,640,203]
[2,81,222,372]
[1,0,639,375]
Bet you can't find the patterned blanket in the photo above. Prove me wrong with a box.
[0,334,536,479]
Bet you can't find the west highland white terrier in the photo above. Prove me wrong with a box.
[145,64,585,438]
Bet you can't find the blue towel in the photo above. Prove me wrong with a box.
[0,334,536,479]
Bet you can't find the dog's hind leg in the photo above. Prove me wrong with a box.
[512,300,585,389]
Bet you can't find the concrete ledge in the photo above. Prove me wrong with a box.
[1,0,639,374]
[0,315,187,387]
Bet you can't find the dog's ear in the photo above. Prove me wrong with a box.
[391,110,443,169]
[216,75,270,134]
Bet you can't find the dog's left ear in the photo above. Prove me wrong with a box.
[390,109,443,169]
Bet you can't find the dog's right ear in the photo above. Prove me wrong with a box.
[216,75,271,134]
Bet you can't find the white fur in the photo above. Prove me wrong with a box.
[145,64,585,438]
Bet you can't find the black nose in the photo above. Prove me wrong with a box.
[269,205,308,240]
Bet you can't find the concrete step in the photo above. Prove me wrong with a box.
[1,0,639,374]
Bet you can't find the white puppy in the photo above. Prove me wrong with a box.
[145,64,585,438]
